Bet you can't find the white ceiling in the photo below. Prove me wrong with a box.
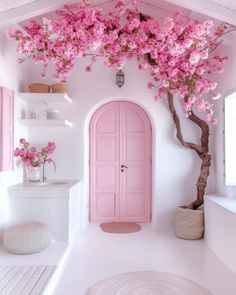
[0,0,236,12]
[0,0,38,13]
[208,0,236,10]
[0,0,236,28]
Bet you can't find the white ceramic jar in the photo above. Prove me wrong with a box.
[46,109,60,120]
[29,110,40,119]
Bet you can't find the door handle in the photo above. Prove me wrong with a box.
[121,164,128,169]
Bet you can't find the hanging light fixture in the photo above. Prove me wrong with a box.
[116,69,125,88]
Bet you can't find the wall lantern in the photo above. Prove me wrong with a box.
[116,69,125,88]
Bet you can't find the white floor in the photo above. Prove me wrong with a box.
[1,224,236,295]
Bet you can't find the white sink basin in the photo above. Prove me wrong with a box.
[35,181,68,186]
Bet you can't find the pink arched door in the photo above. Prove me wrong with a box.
[90,101,152,223]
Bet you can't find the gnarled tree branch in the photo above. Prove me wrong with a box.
[188,112,209,153]
[167,92,205,155]
[184,97,210,153]
[166,91,211,209]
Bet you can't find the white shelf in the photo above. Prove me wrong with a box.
[18,92,72,104]
[19,119,72,127]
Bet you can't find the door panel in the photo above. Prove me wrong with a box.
[96,166,116,189]
[125,192,146,217]
[125,108,145,132]
[96,108,116,133]
[90,101,152,223]
[90,103,120,222]
[96,137,116,162]
[125,135,146,161]
[125,165,145,189]
[120,102,151,222]
[96,193,116,218]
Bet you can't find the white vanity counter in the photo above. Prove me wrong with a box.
[8,180,79,197]
[7,180,82,243]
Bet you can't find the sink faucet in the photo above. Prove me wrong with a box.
[42,159,56,182]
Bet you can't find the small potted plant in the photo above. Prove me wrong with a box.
[14,138,56,182]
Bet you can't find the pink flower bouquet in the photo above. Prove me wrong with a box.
[14,138,56,167]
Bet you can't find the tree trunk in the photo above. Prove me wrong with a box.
[166,91,211,209]
[193,153,211,209]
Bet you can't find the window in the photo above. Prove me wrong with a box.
[225,94,236,185]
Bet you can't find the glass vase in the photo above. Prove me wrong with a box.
[27,166,41,182]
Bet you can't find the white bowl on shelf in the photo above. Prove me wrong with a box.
[46,109,60,119]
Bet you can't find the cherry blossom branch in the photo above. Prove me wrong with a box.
[166,92,205,155]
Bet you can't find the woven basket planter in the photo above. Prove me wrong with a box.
[51,82,69,93]
[174,206,204,240]
[29,83,50,93]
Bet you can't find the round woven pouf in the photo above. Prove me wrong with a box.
[3,221,52,255]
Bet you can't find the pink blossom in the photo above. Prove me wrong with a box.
[7,0,232,122]
[163,17,174,32]
[189,51,201,65]
[18,58,24,64]
[131,0,138,8]
[200,50,209,60]
[154,95,160,101]
[20,138,26,144]
[212,118,218,125]
[14,148,20,156]
[216,67,224,73]
[19,150,25,157]
[147,82,155,89]
[24,159,31,167]
[183,102,192,113]
[139,63,148,70]
[85,66,92,72]
[14,139,56,167]
[196,67,205,76]
[128,18,140,31]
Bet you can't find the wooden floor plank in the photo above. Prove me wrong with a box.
[0,266,13,281]
[19,266,46,295]
[0,266,20,291]
[8,266,38,295]
[31,266,56,295]
[1,266,28,295]
[39,266,56,295]
[0,265,56,295]
[0,266,6,272]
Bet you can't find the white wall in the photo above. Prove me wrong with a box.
[26,57,216,229]
[0,30,28,236]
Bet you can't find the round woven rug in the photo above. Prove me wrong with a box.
[86,271,212,295]
[100,222,141,233]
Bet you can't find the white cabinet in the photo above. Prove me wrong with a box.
[17,92,72,127]
[7,180,81,243]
